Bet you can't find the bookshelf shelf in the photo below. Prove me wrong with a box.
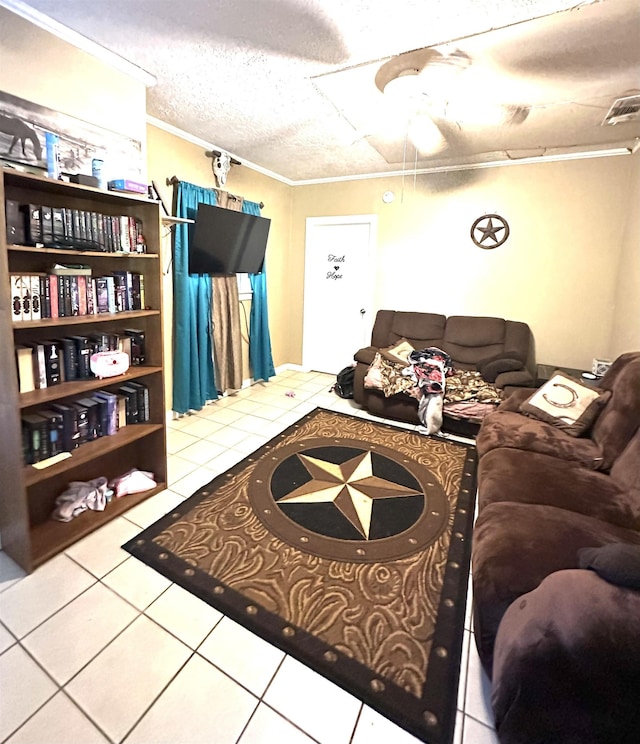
[30,481,168,566]
[19,366,163,409]
[8,244,160,259]
[1,168,168,572]
[13,309,160,330]
[24,424,164,487]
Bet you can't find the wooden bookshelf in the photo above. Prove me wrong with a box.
[0,169,167,571]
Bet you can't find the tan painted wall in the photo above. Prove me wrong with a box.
[610,157,640,358]
[291,156,639,370]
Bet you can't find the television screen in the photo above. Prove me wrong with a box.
[189,202,271,275]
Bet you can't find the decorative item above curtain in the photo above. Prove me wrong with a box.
[172,181,218,414]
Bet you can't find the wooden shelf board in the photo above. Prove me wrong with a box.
[13,309,160,330]
[19,367,163,409]
[8,244,159,259]
[30,482,167,568]
[24,424,164,487]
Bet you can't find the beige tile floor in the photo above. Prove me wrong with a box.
[0,369,498,744]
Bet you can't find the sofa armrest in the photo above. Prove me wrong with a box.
[494,369,535,389]
[492,569,640,744]
[354,346,378,365]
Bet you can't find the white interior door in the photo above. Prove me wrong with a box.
[303,215,377,374]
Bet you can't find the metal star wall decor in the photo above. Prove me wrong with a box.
[471,214,510,249]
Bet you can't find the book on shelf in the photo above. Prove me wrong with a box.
[60,338,78,381]
[50,402,79,451]
[42,340,62,386]
[21,413,50,464]
[116,394,127,429]
[40,275,51,319]
[5,199,26,245]
[28,275,42,321]
[10,274,27,322]
[21,204,41,245]
[70,336,92,379]
[76,397,101,441]
[92,390,118,435]
[127,380,150,422]
[94,276,110,314]
[123,329,145,365]
[15,345,35,393]
[30,343,47,389]
[49,263,92,276]
[118,384,139,424]
[48,274,59,319]
[40,205,53,246]
[77,275,88,315]
[39,409,64,457]
[70,401,89,446]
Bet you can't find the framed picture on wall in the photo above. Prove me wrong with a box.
[0,90,143,180]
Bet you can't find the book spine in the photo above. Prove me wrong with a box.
[23,205,41,245]
[5,199,26,244]
[41,206,53,246]
[51,207,65,245]
[87,278,96,315]
[77,275,88,315]
[63,207,74,244]
[120,216,131,253]
[41,275,51,319]
[43,341,61,386]
[61,338,78,381]
[32,343,47,389]
[95,277,109,314]
[74,337,91,379]
[48,274,59,319]
[29,275,41,321]
[16,346,35,393]
[105,276,116,313]
[10,274,25,322]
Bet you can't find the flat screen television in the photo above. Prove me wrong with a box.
[189,202,270,275]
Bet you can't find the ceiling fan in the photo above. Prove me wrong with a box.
[372,46,530,154]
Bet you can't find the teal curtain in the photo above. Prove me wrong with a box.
[243,200,275,382]
[172,182,218,413]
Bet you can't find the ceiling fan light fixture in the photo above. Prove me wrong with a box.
[382,69,422,100]
[408,114,446,154]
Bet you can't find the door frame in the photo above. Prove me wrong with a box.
[302,214,377,372]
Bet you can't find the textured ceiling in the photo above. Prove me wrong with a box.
[11,0,640,182]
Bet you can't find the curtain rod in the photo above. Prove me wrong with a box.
[166,176,264,209]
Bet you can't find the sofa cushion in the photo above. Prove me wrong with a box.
[472,501,640,672]
[390,311,446,344]
[476,409,604,468]
[477,447,640,529]
[520,373,611,436]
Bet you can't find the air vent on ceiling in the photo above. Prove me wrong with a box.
[602,95,640,125]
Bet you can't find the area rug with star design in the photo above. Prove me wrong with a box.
[124,407,477,744]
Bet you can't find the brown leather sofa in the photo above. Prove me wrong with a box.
[472,351,640,743]
[353,310,535,430]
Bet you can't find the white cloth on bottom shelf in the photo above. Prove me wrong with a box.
[52,476,110,522]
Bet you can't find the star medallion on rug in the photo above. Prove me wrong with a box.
[124,408,477,744]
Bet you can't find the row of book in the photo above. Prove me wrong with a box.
[5,199,147,253]
[10,267,146,322]
[16,330,145,393]
[22,381,150,465]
